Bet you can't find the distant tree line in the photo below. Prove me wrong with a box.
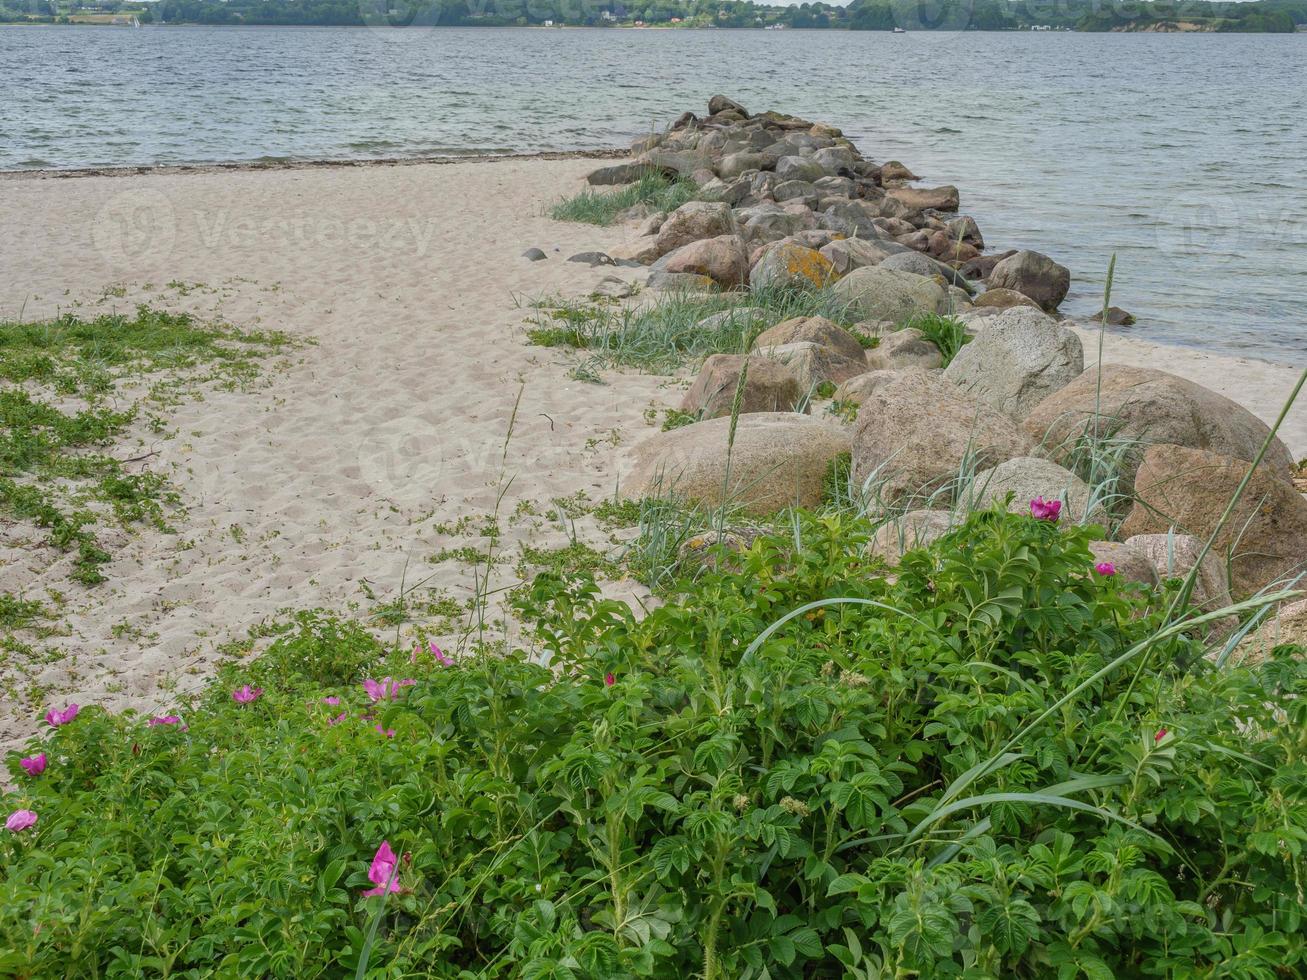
[4,0,1303,30]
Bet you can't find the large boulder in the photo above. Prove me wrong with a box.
[831,266,951,323]
[738,204,818,244]
[1022,366,1295,490]
[622,413,851,515]
[1119,444,1307,597]
[587,162,652,186]
[749,242,837,291]
[863,326,943,371]
[653,201,737,258]
[708,94,749,117]
[943,308,1084,418]
[820,201,883,240]
[754,315,866,362]
[775,155,826,183]
[755,342,867,393]
[1087,541,1160,587]
[814,145,856,174]
[833,369,899,407]
[972,456,1106,525]
[638,148,714,178]
[819,236,906,275]
[680,354,802,420]
[973,287,1043,311]
[652,235,749,288]
[869,510,958,566]
[851,368,1034,503]
[608,236,661,264]
[887,185,960,212]
[879,250,973,290]
[1124,532,1233,613]
[988,250,1071,312]
[718,151,778,180]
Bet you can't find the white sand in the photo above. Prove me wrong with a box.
[0,157,1302,750]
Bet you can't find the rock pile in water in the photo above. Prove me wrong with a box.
[588,95,1070,311]
[582,97,1303,600]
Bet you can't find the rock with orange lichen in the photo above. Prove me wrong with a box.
[748,242,837,291]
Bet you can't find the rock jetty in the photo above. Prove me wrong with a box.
[568,96,1302,601]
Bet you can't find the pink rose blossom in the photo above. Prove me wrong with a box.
[19,753,46,777]
[429,642,452,667]
[328,711,348,726]
[5,810,37,833]
[604,672,616,688]
[1155,727,1169,743]
[1029,497,1062,522]
[45,704,79,727]
[322,696,341,706]
[375,724,396,738]
[362,677,415,702]
[232,685,263,704]
[1094,562,1116,577]
[362,840,403,897]
[148,715,183,727]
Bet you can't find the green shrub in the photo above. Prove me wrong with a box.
[2,512,1305,977]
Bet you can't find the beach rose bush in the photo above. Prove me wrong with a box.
[1,511,1305,977]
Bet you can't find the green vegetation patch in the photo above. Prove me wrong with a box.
[527,283,861,374]
[0,306,293,583]
[2,511,1303,976]
[905,311,970,368]
[549,171,701,226]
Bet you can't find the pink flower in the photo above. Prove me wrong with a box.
[148,715,183,727]
[19,753,46,777]
[604,672,616,688]
[232,685,263,704]
[5,809,37,833]
[429,642,452,667]
[328,711,348,726]
[1029,497,1062,522]
[362,840,403,897]
[322,696,341,706]
[362,677,415,702]
[1094,561,1116,577]
[375,724,396,738]
[45,704,79,727]
[1155,727,1169,743]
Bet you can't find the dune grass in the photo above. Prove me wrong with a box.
[525,283,863,374]
[549,171,702,226]
[906,310,970,367]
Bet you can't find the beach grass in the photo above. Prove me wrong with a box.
[548,171,702,226]
[525,282,863,374]
[0,307,292,583]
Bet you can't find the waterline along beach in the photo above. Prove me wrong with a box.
[2,25,1307,977]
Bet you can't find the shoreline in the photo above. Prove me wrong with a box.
[0,151,1298,376]
[0,146,627,182]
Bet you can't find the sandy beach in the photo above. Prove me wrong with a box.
[1,156,1303,751]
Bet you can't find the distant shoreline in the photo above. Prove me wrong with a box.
[3,21,1304,33]
[0,146,627,181]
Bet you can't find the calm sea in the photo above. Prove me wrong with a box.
[1,25,1304,361]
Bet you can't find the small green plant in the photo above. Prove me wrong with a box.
[660,408,698,431]
[549,171,700,226]
[906,311,970,367]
